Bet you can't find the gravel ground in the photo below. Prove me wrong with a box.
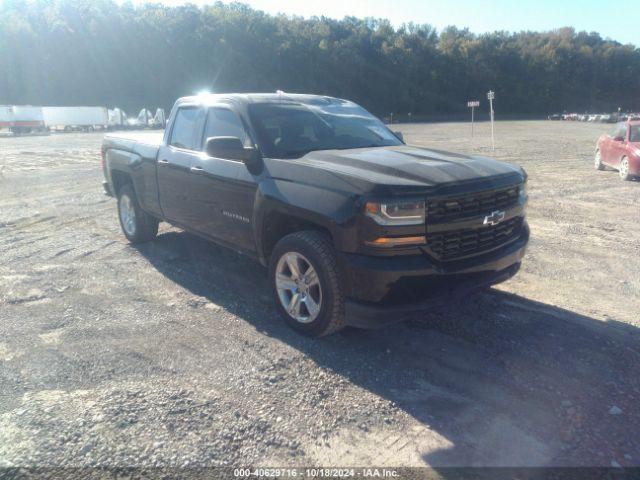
[0,121,639,469]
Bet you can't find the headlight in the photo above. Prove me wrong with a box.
[519,181,528,203]
[365,199,425,225]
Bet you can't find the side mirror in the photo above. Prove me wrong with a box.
[613,136,625,142]
[393,131,404,142]
[205,136,262,173]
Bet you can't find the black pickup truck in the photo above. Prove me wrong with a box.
[102,93,529,336]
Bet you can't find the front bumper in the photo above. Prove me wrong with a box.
[338,222,529,328]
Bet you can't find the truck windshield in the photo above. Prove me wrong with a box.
[248,100,402,159]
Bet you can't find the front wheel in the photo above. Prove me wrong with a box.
[269,231,345,337]
[117,183,159,243]
[594,149,604,170]
[619,157,632,181]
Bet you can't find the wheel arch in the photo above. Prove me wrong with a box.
[105,147,146,204]
[259,207,334,264]
[253,179,358,265]
[110,168,133,195]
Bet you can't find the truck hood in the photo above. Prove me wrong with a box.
[270,145,525,191]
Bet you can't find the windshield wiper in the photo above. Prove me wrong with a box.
[280,148,320,159]
[335,143,387,150]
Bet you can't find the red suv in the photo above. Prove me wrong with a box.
[595,120,640,181]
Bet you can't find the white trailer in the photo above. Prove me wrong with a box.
[0,105,47,135]
[0,106,12,131]
[42,106,108,131]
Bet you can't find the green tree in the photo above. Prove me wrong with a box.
[1,0,638,116]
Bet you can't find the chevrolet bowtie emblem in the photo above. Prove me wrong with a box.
[483,210,506,226]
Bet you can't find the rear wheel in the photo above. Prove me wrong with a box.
[117,183,158,243]
[594,149,604,170]
[269,231,345,337]
[619,156,632,181]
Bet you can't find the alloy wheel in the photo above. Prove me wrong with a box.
[275,252,322,323]
[620,158,629,179]
[119,194,136,236]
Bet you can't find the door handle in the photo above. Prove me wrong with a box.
[190,166,204,173]
[158,159,170,164]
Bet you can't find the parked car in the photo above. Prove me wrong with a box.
[595,120,640,180]
[101,93,529,336]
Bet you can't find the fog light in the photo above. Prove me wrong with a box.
[365,236,426,248]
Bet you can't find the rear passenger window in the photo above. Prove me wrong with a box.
[170,107,200,150]
[203,108,248,149]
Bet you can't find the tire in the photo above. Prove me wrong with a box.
[116,183,159,243]
[269,231,345,337]
[594,149,604,170]
[619,156,632,181]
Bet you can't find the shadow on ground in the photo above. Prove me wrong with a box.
[136,230,640,467]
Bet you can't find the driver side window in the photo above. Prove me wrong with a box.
[611,123,627,140]
[202,108,248,150]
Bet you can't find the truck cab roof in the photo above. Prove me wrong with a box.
[175,93,352,108]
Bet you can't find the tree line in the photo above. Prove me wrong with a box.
[1,0,639,118]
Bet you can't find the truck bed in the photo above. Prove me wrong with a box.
[104,131,164,148]
[102,131,164,212]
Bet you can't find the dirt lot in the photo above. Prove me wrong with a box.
[1,121,639,469]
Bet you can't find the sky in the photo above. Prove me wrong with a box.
[122,0,640,46]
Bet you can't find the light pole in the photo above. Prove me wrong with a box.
[487,90,495,150]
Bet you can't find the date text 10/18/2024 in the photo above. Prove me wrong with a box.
[233,469,400,478]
